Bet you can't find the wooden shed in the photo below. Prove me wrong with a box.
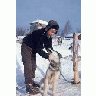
[29,20,48,33]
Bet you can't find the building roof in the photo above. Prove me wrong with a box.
[65,33,81,38]
[30,20,48,25]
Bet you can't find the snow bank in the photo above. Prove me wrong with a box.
[16,39,81,96]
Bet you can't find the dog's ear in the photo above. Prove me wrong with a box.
[58,53,62,58]
[55,51,62,58]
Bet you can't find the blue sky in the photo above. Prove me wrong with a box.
[16,0,81,32]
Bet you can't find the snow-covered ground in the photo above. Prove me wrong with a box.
[16,38,81,96]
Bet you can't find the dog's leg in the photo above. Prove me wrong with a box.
[52,71,60,96]
[43,77,48,96]
[43,76,48,96]
[43,70,51,96]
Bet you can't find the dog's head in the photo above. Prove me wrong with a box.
[48,49,62,64]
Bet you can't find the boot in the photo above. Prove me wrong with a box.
[32,78,40,88]
[26,84,40,95]
[32,82,40,88]
[26,84,32,92]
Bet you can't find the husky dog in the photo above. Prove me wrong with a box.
[43,49,62,96]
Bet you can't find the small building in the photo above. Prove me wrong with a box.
[65,33,81,40]
[65,33,73,38]
[78,34,81,40]
[29,20,48,33]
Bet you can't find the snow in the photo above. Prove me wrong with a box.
[30,20,48,25]
[16,38,81,96]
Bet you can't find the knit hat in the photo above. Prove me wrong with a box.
[45,20,59,34]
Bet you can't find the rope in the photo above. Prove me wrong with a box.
[60,70,72,83]
[60,56,73,83]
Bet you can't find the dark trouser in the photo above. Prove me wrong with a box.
[21,43,36,84]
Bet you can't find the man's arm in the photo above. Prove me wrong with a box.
[36,49,49,59]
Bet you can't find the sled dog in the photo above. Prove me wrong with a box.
[43,49,62,96]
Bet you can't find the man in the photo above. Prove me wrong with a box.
[21,20,59,94]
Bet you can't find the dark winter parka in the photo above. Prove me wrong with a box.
[23,28,53,59]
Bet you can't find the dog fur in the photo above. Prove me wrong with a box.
[43,49,62,96]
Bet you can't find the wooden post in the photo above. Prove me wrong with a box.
[73,32,80,84]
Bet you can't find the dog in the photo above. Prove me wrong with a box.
[43,49,62,96]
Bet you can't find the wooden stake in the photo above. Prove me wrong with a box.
[73,32,80,83]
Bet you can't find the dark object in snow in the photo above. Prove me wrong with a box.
[71,81,81,84]
[57,36,62,46]
[78,34,81,40]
